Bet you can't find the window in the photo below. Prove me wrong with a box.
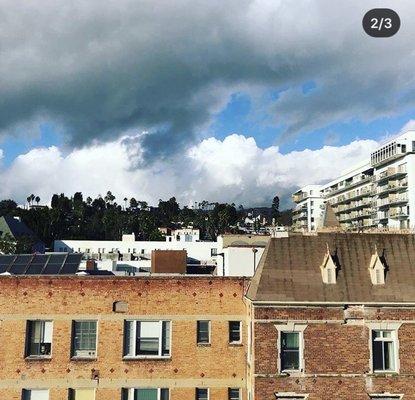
[197,321,210,344]
[26,321,53,357]
[121,388,169,400]
[228,388,241,400]
[124,320,170,357]
[68,389,95,400]
[211,248,217,256]
[281,332,300,371]
[195,388,209,400]
[72,321,97,358]
[372,330,397,372]
[229,321,241,344]
[22,390,49,400]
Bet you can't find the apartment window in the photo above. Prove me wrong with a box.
[68,389,95,400]
[26,320,52,357]
[72,321,97,358]
[124,320,170,357]
[228,388,241,400]
[372,330,397,372]
[121,388,169,400]
[280,332,301,371]
[229,321,241,344]
[22,390,49,400]
[197,321,210,344]
[195,388,209,400]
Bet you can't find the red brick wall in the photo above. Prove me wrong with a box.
[253,305,415,400]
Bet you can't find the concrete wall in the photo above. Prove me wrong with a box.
[0,276,248,400]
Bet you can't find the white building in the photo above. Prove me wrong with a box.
[291,185,325,231]
[292,130,415,231]
[54,233,271,277]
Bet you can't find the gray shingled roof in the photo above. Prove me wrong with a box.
[247,233,415,303]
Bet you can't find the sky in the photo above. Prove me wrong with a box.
[0,0,415,208]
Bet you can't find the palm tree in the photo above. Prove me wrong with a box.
[35,196,40,205]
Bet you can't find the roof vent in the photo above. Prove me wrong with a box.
[320,243,337,284]
[369,245,386,285]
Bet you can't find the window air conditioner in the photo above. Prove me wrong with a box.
[75,350,96,357]
[40,343,51,355]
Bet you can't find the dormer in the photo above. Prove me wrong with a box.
[320,244,337,284]
[369,246,386,285]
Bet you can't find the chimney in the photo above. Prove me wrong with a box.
[85,259,97,271]
[151,250,187,274]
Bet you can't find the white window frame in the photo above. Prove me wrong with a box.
[72,320,98,359]
[229,321,242,344]
[195,388,209,400]
[275,323,307,374]
[22,389,50,400]
[123,320,171,359]
[274,393,308,400]
[228,387,241,400]
[367,322,401,374]
[197,320,211,345]
[25,320,53,359]
[123,388,169,400]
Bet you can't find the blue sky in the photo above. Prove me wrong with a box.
[1,0,415,205]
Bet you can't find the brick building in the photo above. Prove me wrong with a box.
[0,275,248,400]
[246,233,415,400]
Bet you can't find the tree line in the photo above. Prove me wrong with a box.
[0,192,292,249]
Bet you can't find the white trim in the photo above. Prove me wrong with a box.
[274,392,309,399]
[274,323,307,374]
[72,319,98,359]
[123,320,171,358]
[196,320,211,345]
[367,323,401,374]
[229,321,242,344]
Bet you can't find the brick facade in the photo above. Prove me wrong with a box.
[251,304,415,400]
[0,276,248,400]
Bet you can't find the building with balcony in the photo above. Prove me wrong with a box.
[292,130,415,231]
[291,185,325,232]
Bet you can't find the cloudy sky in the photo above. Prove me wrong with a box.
[0,0,414,207]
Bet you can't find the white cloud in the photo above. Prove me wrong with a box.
[0,133,377,207]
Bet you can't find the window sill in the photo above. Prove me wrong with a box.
[71,357,97,361]
[123,355,171,361]
[197,343,211,347]
[371,370,399,375]
[25,356,52,361]
[228,342,243,347]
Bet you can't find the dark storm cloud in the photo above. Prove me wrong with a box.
[0,0,414,161]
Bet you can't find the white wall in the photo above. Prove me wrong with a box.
[54,239,218,264]
[216,246,265,277]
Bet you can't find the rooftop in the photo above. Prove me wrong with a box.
[247,232,415,304]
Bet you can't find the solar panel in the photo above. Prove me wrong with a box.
[66,253,83,263]
[9,255,32,274]
[0,255,14,273]
[25,254,49,275]
[59,253,82,274]
[42,263,63,274]
[59,263,79,274]
[48,254,66,264]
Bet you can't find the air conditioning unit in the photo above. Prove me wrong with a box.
[75,350,97,358]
